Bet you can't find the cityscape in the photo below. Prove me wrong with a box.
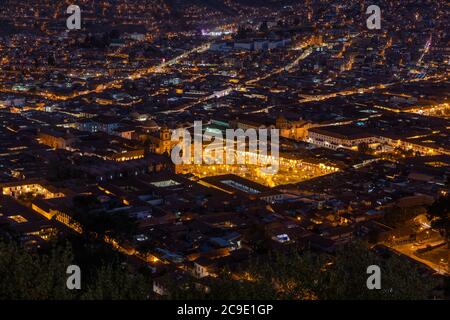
[0,0,448,302]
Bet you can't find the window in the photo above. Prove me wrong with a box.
[9,215,28,223]
[221,180,260,194]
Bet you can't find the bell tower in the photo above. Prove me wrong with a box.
[159,126,171,154]
[160,126,170,141]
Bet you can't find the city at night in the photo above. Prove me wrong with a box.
[0,0,448,312]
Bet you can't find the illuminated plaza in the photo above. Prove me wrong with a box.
[175,150,338,187]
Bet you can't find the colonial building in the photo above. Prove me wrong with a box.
[149,126,173,155]
[276,115,313,141]
[307,127,377,151]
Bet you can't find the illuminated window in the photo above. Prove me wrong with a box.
[9,215,28,223]
[221,180,260,194]
[28,228,57,240]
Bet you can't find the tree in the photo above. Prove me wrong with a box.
[169,242,438,300]
[47,54,56,66]
[383,205,426,227]
[167,267,277,300]
[259,21,268,33]
[0,241,75,300]
[81,265,149,300]
[245,224,270,254]
[73,196,137,240]
[427,194,450,242]
[236,26,248,39]
[358,142,370,154]
[75,209,138,242]
[316,242,436,300]
[0,240,151,300]
[73,194,102,213]
[61,233,124,272]
[109,29,120,39]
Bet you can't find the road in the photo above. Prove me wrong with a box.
[161,44,321,115]
[297,74,447,104]
[390,241,449,275]
[1,42,212,102]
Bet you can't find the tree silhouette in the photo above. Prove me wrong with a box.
[169,242,438,300]
[0,240,150,300]
[427,179,450,273]
[259,22,268,33]
[358,142,370,154]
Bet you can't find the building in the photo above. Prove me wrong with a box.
[148,126,173,155]
[307,126,377,151]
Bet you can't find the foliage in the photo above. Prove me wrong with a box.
[383,205,426,227]
[73,195,138,241]
[357,142,370,154]
[245,224,270,254]
[316,242,435,300]
[0,241,75,300]
[169,242,438,300]
[81,265,149,300]
[427,194,450,241]
[0,240,150,300]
